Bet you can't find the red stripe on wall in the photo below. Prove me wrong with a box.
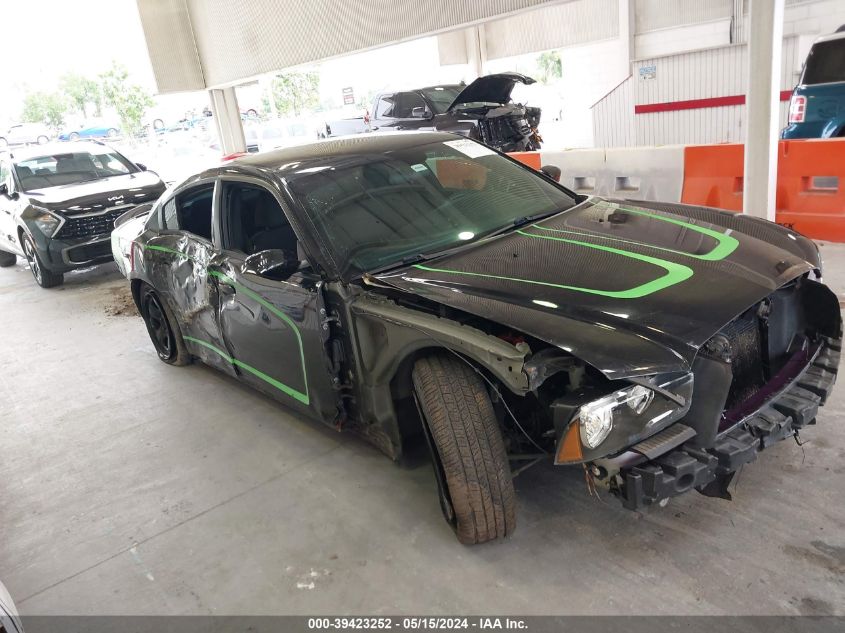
[634,91,793,114]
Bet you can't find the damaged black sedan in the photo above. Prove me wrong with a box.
[120,132,841,544]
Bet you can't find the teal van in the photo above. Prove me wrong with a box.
[782,30,845,139]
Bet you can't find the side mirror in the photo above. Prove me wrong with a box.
[136,163,148,171]
[242,248,300,280]
[411,106,431,119]
[0,183,7,197]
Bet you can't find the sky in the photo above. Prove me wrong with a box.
[0,0,156,123]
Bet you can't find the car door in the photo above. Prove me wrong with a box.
[393,91,435,131]
[208,177,338,423]
[0,159,22,255]
[142,180,236,377]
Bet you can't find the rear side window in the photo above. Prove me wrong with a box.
[164,184,214,241]
[803,39,845,85]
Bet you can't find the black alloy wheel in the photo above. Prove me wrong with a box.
[143,290,175,361]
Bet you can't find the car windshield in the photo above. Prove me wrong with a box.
[803,38,845,85]
[285,138,579,278]
[420,86,463,114]
[14,149,136,191]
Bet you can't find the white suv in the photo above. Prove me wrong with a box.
[0,123,51,147]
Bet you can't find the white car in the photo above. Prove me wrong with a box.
[111,203,155,279]
[0,123,51,147]
[0,579,23,633]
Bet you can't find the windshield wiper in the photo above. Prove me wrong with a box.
[364,253,431,277]
[483,208,566,239]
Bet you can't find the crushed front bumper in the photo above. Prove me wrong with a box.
[616,337,840,510]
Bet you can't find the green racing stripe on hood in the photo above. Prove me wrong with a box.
[413,230,694,299]
[530,202,739,262]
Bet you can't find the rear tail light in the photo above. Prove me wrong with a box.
[788,95,806,123]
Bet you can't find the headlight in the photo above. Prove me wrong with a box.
[33,210,61,237]
[578,384,655,449]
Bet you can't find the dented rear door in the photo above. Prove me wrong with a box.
[141,179,236,377]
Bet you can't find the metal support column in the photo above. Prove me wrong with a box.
[209,87,247,157]
[743,0,785,220]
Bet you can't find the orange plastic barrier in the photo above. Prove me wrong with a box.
[776,138,845,242]
[680,144,744,212]
[508,151,542,170]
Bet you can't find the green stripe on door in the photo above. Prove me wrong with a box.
[142,243,309,405]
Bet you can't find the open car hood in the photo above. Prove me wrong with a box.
[375,198,821,379]
[446,72,536,111]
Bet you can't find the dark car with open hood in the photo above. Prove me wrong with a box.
[119,132,840,544]
[0,141,166,287]
[341,73,542,153]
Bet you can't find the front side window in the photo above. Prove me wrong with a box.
[285,138,579,278]
[419,86,462,114]
[803,39,845,85]
[221,181,297,256]
[13,149,137,191]
[395,92,428,118]
[375,95,396,119]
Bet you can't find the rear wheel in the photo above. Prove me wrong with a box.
[68,132,80,141]
[21,233,63,288]
[0,137,7,148]
[139,284,190,365]
[0,250,16,267]
[412,353,516,544]
[107,128,118,138]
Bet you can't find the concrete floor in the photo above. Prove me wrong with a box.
[1,245,844,616]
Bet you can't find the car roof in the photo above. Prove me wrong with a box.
[813,30,845,44]
[2,141,114,162]
[229,131,461,174]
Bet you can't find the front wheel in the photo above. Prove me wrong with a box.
[21,233,63,288]
[0,250,16,267]
[68,132,80,141]
[37,135,49,144]
[139,284,190,365]
[412,353,516,544]
[107,128,118,138]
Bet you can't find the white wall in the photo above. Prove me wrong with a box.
[591,0,845,148]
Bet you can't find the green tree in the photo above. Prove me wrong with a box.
[537,51,563,84]
[98,62,154,137]
[262,71,320,117]
[21,91,68,129]
[60,72,102,118]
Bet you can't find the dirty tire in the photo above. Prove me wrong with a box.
[0,250,16,267]
[139,284,190,366]
[412,354,516,544]
[21,233,63,288]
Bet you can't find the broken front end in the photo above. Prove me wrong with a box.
[542,277,841,509]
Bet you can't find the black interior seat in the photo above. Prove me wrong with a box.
[247,189,297,254]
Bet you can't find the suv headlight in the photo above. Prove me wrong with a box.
[32,209,62,237]
[578,385,655,449]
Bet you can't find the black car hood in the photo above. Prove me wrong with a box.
[24,171,165,216]
[447,73,536,111]
[375,198,820,379]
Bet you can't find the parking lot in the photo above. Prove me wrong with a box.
[1,246,843,617]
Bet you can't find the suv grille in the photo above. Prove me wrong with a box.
[57,207,130,239]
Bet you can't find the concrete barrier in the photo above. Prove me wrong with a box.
[509,138,845,243]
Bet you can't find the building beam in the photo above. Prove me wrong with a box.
[743,0,784,221]
[209,87,246,157]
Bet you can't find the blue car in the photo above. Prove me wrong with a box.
[782,30,845,139]
[58,120,121,141]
